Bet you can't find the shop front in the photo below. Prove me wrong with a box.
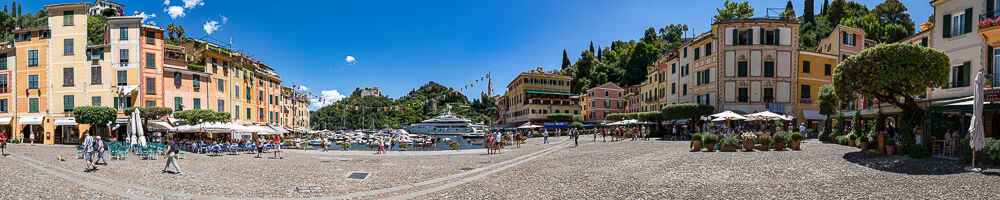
[54,117,80,144]
[17,116,44,144]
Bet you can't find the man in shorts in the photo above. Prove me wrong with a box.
[82,133,95,171]
[273,136,282,159]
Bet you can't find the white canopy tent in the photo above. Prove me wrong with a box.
[516,122,543,129]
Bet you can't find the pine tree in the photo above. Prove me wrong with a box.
[804,0,815,22]
[597,45,602,61]
[561,49,571,70]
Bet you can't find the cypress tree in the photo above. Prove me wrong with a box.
[589,41,595,53]
[804,0,815,22]
[561,49,571,70]
[822,0,829,15]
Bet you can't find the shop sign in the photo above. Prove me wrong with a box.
[987,88,1000,102]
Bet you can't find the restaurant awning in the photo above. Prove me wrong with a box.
[55,118,77,126]
[147,120,173,132]
[18,116,43,125]
[525,90,574,96]
[935,99,1000,112]
[802,110,827,120]
[0,117,11,125]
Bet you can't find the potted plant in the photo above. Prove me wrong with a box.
[691,133,703,151]
[448,141,460,150]
[790,132,803,150]
[830,128,839,142]
[340,142,351,151]
[772,131,789,150]
[741,132,756,151]
[847,133,857,147]
[721,135,739,152]
[702,133,719,152]
[758,133,772,151]
[884,138,896,155]
[857,134,869,150]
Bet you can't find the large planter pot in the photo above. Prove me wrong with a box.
[692,141,702,151]
[742,140,754,151]
[830,136,836,143]
[758,144,770,151]
[886,145,895,155]
[859,142,869,151]
[721,145,737,152]
[774,143,786,150]
[704,144,716,152]
[848,140,855,147]
[791,140,801,150]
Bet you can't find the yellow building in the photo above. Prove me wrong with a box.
[46,3,92,144]
[796,51,837,129]
[13,26,51,144]
[499,67,577,125]
[688,33,718,108]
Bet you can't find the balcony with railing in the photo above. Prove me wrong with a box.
[980,10,1000,46]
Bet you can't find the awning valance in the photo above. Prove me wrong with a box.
[19,116,43,125]
[802,110,827,120]
[55,118,77,126]
[0,117,11,125]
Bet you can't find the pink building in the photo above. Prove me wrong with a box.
[163,63,211,111]
[582,82,625,122]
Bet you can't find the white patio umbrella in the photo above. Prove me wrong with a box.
[132,108,147,147]
[710,111,747,120]
[746,111,785,121]
[968,71,986,171]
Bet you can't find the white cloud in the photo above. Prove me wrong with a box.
[310,90,347,110]
[136,12,156,23]
[345,56,357,64]
[163,0,170,5]
[182,0,205,9]
[297,85,309,91]
[203,20,220,34]
[221,15,228,24]
[165,6,185,19]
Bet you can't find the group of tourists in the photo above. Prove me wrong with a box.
[597,126,651,142]
[487,130,525,154]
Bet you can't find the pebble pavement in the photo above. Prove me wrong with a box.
[2,137,998,199]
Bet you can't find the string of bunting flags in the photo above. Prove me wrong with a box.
[288,72,491,112]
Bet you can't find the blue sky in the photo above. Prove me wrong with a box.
[25,0,933,110]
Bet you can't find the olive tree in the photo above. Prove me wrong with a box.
[73,106,117,136]
[818,84,839,133]
[662,103,714,131]
[833,43,949,137]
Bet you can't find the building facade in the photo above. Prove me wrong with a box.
[581,82,624,122]
[13,26,52,144]
[140,25,164,107]
[688,33,718,108]
[499,67,577,125]
[0,42,16,141]
[47,3,91,145]
[796,50,838,129]
[714,18,800,115]
[89,0,123,17]
[281,86,310,133]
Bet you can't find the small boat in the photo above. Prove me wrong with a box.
[307,140,323,146]
[469,140,483,145]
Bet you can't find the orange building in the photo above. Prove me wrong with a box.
[140,25,165,107]
[13,26,52,144]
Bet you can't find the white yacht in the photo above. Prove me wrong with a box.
[403,107,487,137]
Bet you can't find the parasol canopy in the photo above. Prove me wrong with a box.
[710,111,747,120]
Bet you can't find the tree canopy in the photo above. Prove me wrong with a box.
[661,103,714,121]
[311,81,496,130]
[73,106,117,126]
[714,0,754,22]
[818,84,839,117]
[833,43,949,126]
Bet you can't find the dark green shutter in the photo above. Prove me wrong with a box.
[775,29,781,45]
[989,0,996,17]
[732,29,737,45]
[963,61,971,87]
[965,8,974,34]
[943,14,951,38]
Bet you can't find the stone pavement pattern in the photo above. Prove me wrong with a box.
[1,137,998,199]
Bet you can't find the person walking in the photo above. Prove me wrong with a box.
[1,132,7,156]
[593,128,597,142]
[96,136,108,165]
[162,139,182,175]
[542,129,549,144]
[273,136,282,159]
[602,127,607,142]
[515,131,521,148]
[82,133,96,171]
[572,128,579,147]
[255,137,264,158]
[322,138,329,152]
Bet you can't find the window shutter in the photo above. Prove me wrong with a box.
[731,29,738,45]
[965,8,974,34]
[774,29,780,45]
[963,61,971,86]
[943,14,952,38]
[989,0,996,16]
[758,28,763,44]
